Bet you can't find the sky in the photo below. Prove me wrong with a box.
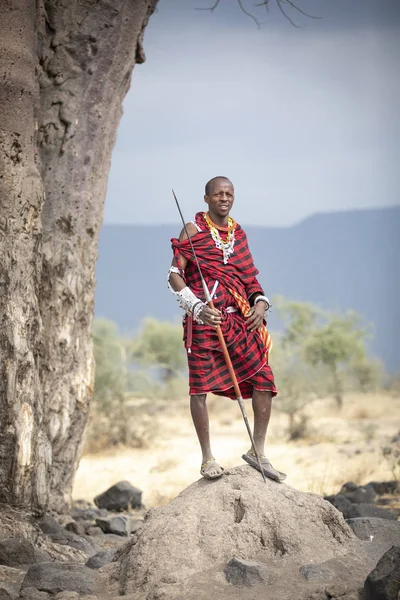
[103,0,400,227]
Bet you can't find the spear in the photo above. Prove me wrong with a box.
[172,189,267,483]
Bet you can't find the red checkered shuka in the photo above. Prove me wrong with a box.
[171,212,276,400]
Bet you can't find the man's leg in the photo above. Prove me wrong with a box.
[190,394,224,478]
[252,390,272,456]
[243,389,286,481]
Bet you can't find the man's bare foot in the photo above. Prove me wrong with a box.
[200,459,224,480]
[242,450,287,482]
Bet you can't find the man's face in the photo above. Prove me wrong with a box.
[204,180,234,219]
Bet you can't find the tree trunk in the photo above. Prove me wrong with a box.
[0,0,158,513]
[0,0,50,509]
[36,0,157,512]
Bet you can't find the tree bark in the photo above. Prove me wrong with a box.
[0,0,50,509]
[0,0,158,512]
[36,0,158,512]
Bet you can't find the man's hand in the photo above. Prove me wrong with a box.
[199,305,222,328]
[246,302,266,332]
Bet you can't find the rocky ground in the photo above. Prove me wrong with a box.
[0,472,399,600]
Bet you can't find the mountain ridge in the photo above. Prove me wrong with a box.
[95,205,400,371]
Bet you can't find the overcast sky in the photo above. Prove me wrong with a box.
[103,0,400,227]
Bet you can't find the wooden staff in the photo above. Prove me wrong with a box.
[172,189,266,483]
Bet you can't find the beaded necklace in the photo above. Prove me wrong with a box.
[204,212,237,264]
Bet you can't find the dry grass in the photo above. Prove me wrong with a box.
[74,392,400,508]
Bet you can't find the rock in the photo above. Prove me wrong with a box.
[70,508,108,521]
[95,516,130,537]
[0,538,49,566]
[300,563,335,581]
[128,519,143,534]
[21,563,96,596]
[0,565,26,599]
[54,592,79,600]
[340,482,377,504]
[20,589,50,600]
[116,466,355,597]
[94,481,142,511]
[364,545,400,600]
[347,518,400,546]
[369,481,399,496]
[38,516,64,536]
[346,503,397,520]
[0,590,13,600]
[224,557,270,587]
[86,549,115,569]
[64,521,87,536]
[324,494,353,518]
[86,527,104,537]
[38,516,99,556]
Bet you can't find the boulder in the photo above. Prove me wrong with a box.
[369,481,399,496]
[95,516,130,537]
[324,494,353,518]
[346,503,397,520]
[116,466,363,599]
[21,563,96,596]
[364,545,400,600]
[20,589,51,600]
[0,565,26,599]
[0,590,13,600]
[54,592,80,600]
[86,549,115,570]
[340,482,377,504]
[70,507,108,522]
[224,557,270,587]
[94,481,142,511]
[0,538,49,566]
[299,563,335,581]
[347,518,400,546]
[38,516,99,556]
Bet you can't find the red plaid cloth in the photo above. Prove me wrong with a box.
[171,213,276,399]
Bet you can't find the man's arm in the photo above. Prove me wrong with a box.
[168,223,221,327]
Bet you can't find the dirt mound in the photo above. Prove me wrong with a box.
[116,466,385,600]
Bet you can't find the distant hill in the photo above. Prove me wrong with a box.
[95,206,400,371]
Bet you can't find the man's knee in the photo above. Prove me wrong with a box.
[190,394,207,406]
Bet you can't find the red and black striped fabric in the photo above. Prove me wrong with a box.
[171,212,277,400]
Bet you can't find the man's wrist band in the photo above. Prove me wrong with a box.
[254,295,271,311]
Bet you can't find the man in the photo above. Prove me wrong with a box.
[168,176,285,482]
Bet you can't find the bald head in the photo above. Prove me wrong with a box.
[205,176,233,196]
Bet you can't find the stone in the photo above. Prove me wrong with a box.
[54,592,79,600]
[86,549,115,569]
[0,590,13,600]
[117,466,356,597]
[38,515,98,556]
[224,557,270,587]
[70,507,108,521]
[0,565,26,599]
[64,521,87,536]
[0,538,49,566]
[21,562,96,596]
[95,516,130,537]
[347,517,400,545]
[324,494,353,518]
[86,527,104,537]
[20,589,50,600]
[94,481,142,511]
[346,503,397,520]
[128,519,143,534]
[369,481,399,496]
[300,563,335,581]
[364,545,400,600]
[340,482,377,504]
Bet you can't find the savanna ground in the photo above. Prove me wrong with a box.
[73,391,400,508]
